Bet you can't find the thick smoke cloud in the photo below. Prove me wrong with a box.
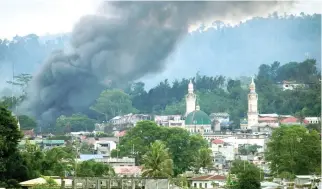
[21,1,293,124]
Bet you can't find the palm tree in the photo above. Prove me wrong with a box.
[141,140,173,178]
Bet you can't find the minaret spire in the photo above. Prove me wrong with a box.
[185,79,196,116]
[247,76,258,129]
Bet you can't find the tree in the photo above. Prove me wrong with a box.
[77,160,115,177]
[18,115,37,130]
[265,125,321,175]
[0,105,25,187]
[193,147,213,173]
[237,168,261,189]
[91,89,137,121]
[55,113,96,132]
[230,160,261,189]
[142,141,173,178]
[117,121,209,175]
[6,73,32,96]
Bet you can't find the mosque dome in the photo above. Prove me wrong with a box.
[185,109,211,125]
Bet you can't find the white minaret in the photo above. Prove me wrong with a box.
[185,80,196,116]
[247,77,258,129]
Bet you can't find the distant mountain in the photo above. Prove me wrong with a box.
[0,14,320,91]
[142,14,321,89]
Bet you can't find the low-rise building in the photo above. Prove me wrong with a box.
[110,113,151,127]
[154,115,184,127]
[305,117,321,124]
[190,175,226,188]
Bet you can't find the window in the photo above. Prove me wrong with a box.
[205,183,207,188]
[194,183,197,187]
[199,183,202,188]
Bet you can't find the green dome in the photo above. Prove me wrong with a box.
[185,110,211,125]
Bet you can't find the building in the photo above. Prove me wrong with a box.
[211,139,235,161]
[278,80,306,91]
[109,113,151,127]
[305,117,321,124]
[185,80,197,116]
[18,139,65,150]
[185,105,212,134]
[79,154,135,167]
[210,112,230,131]
[154,115,185,127]
[190,175,226,188]
[94,140,117,155]
[247,77,259,130]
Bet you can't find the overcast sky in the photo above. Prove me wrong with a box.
[0,0,321,39]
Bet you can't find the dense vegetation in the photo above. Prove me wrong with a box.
[112,121,210,176]
[0,104,320,188]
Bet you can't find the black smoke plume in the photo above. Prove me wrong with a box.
[21,1,293,124]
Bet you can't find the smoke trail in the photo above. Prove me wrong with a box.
[21,1,293,123]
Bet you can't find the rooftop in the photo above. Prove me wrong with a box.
[190,175,226,181]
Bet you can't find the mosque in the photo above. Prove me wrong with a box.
[184,80,212,134]
[183,77,259,134]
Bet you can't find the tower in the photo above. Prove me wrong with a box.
[247,77,258,129]
[185,80,196,116]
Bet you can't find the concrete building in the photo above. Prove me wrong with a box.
[190,175,226,188]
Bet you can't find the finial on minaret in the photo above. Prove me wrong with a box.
[17,118,20,131]
[249,76,256,92]
[188,80,194,94]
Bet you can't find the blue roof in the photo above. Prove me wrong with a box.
[79,154,103,161]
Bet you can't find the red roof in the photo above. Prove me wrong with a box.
[212,139,224,144]
[115,130,127,137]
[114,166,141,175]
[23,129,34,137]
[280,117,308,124]
[191,175,226,181]
[258,117,278,122]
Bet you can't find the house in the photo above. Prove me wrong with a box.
[278,80,306,91]
[94,140,116,155]
[305,117,321,124]
[19,176,80,188]
[114,166,142,177]
[109,113,151,128]
[190,175,226,188]
[154,115,185,127]
[294,175,321,188]
[79,155,135,167]
[22,129,35,139]
[211,139,235,161]
[213,152,227,170]
[280,117,308,125]
[18,139,65,150]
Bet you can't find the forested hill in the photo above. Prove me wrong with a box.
[0,59,320,131]
[0,14,320,93]
[122,59,320,127]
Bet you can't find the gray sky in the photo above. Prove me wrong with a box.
[0,0,321,39]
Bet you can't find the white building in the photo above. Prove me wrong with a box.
[211,139,235,161]
[190,175,226,188]
[109,114,151,127]
[221,137,266,153]
[94,140,117,155]
[154,115,184,127]
[246,77,259,130]
[185,80,197,116]
[279,80,306,91]
[305,117,321,124]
